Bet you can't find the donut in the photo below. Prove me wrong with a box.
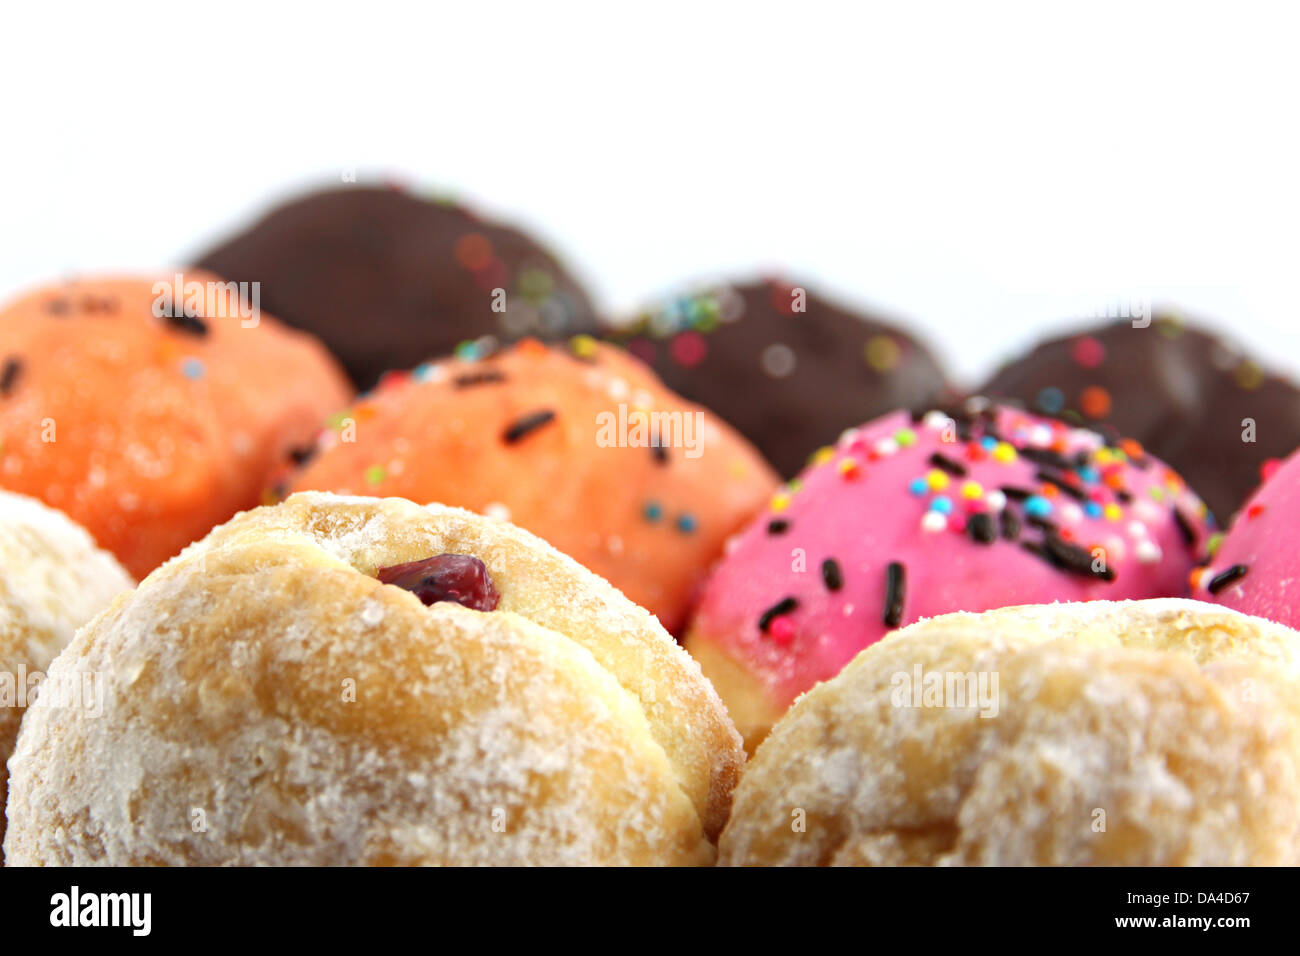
[683,402,1213,749]
[719,599,1300,866]
[976,313,1300,523]
[605,278,951,477]
[195,184,601,390]
[0,490,133,853]
[3,492,745,865]
[280,339,779,633]
[0,275,351,578]
[1192,445,1300,627]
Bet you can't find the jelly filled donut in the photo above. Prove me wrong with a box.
[720,600,1300,866]
[1193,446,1300,628]
[605,278,951,477]
[4,493,745,865]
[683,402,1213,748]
[281,339,779,633]
[0,490,133,853]
[976,313,1300,522]
[196,184,601,390]
[0,275,351,578]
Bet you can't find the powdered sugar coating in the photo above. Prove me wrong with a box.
[720,599,1300,866]
[4,492,743,865]
[0,490,133,852]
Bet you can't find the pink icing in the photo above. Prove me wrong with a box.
[1196,449,1298,628]
[690,405,1213,710]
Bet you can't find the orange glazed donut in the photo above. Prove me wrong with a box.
[0,275,351,577]
[282,339,779,632]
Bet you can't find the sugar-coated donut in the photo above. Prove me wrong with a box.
[0,490,133,853]
[3,492,744,865]
[196,184,601,391]
[607,278,951,477]
[684,402,1213,749]
[977,313,1300,523]
[719,599,1300,866]
[0,275,352,578]
[1193,445,1300,627]
[282,339,779,633]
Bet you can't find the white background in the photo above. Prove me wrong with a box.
[3,1,1297,385]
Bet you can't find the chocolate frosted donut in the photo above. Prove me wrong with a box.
[605,279,952,477]
[196,185,600,390]
[976,313,1300,522]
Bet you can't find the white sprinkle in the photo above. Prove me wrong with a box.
[1135,540,1162,564]
[921,511,947,533]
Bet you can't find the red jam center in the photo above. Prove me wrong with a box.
[376,554,500,611]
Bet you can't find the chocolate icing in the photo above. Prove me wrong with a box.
[195,185,600,389]
[605,279,951,476]
[977,314,1300,522]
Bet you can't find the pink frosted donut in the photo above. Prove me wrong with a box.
[683,403,1214,749]
[1192,449,1299,627]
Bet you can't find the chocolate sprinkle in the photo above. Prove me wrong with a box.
[1173,508,1197,546]
[1036,469,1086,501]
[1019,446,1074,470]
[767,518,791,535]
[928,452,967,477]
[0,357,21,396]
[883,561,906,627]
[1001,485,1032,501]
[288,444,318,467]
[999,509,1021,540]
[166,311,209,337]
[650,432,668,465]
[453,369,508,388]
[1207,564,1249,594]
[821,558,843,592]
[759,596,799,633]
[968,512,996,544]
[1026,533,1116,582]
[503,409,557,444]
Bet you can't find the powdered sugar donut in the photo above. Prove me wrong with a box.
[3,492,743,865]
[684,403,1213,749]
[0,490,133,852]
[719,600,1300,866]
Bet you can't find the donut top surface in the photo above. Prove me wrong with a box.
[606,278,951,477]
[0,276,351,577]
[196,184,601,390]
[719,599,1300,866]
[0,489,133,669]
[689,403,1213,710]
[977,313,1300,523]
[282,338,779,633]
[1193,445,1300,628]
[1,492,744,864]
